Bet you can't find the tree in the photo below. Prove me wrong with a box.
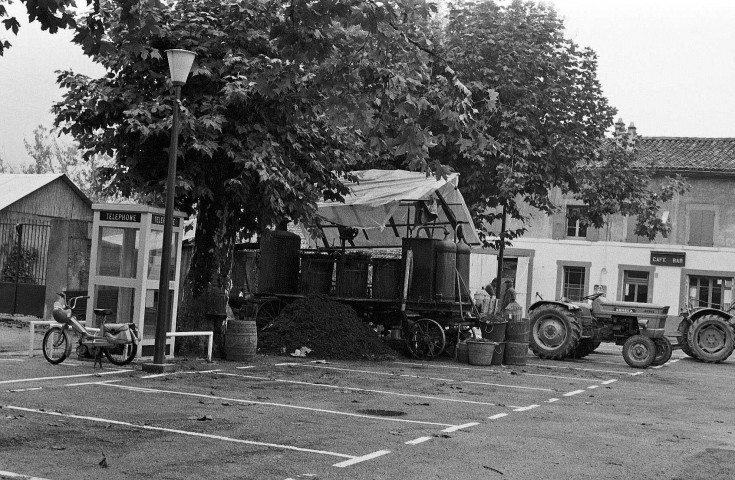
[53,0,486,322]
[430,0,685,246]
[22,124,112,201]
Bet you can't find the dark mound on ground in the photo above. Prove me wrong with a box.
[258,295,399,360]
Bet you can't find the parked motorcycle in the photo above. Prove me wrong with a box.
[43,293,139,367]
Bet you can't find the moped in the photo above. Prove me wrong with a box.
[43,293,140,367]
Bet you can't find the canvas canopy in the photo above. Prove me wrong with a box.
[303,169,481,248]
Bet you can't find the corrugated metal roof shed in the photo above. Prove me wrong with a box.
[0,174,63,211]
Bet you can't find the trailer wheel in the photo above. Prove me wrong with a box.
[404,318,446,360]
[529,305,581,360]
[622,335,656,368]
[676,320,696,358]
[255,298,287,331]
[687,314,735,363]
[651,337,673,366]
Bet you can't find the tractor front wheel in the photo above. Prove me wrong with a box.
[529,305,581,360]
[651,337,673,366]
[687,314,735,363]
[622,335,656,368]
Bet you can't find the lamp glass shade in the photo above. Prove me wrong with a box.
[165,49,196,85]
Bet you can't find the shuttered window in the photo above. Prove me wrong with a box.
[566,206,588,238]
[688,210,715,247]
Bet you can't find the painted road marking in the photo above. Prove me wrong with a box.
[0,470,51,480]
[587,385,599,389]
[443,422,480,433]
[0,370,129,385]
[546,398,559,403]
[65,379,123,387]
[525,362,638,376]
[394,361,605,383]
[140,369,221,379]
[332,451,390,468]
[405,436,432,445]
[601,379,617,385]
[105,384,461,429]
[4,405,387,468]
[488,413,508,420]
[8,387,42,392]
[216,372,498,407]
[462,380,553,392]
[512,405,539,412]
[285,363,554,392]
[563,390,586,397]
[0,359,25,362]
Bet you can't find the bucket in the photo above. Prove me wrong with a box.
[456,342,469,364]
[226,320,257,361]
[504,342,528,366]
[483,318,507,343]
[491,342,505,365]
[467,340,498,366]
[505,318,530,343]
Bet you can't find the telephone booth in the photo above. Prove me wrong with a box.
[87,204,186,357]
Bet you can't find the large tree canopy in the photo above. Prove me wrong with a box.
[432,0,686,244]
[52,0,492,303]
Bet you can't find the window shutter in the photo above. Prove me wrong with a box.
[701,211,715,246]
[688,210,703,246]
[552,211,566,240]
[586,226,600,242]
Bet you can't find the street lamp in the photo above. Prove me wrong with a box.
[144,49,196,372]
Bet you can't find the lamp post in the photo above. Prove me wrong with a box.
[144,49,196,372]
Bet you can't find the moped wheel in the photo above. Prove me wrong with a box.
[622,335,656,368]
[104,343,138,366]
[42,327,71,364]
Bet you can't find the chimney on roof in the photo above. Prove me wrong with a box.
[628,122,637,139]
[614,118,626,135]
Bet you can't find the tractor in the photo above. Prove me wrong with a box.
[675,300,735,363]
[528,293,673,368]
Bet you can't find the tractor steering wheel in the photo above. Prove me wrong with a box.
[582,293,603,301]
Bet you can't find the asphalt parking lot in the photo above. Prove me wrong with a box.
[1,343,735,480]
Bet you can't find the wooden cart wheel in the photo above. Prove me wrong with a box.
[405,318,446,360]
[255,298,287,331]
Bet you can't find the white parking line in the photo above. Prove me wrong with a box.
[104,384,460,429]
[283,363,554,392]
[140,369,221,379]
[443,422,480,433]
[525,362,639,376]
[546,398,559,403]
[394,361,605,383]
[4,405,387,468]
[462,380,553,392]
[488,413,508,420]
[0,470,51,480]
[601,379,617,385]
[0,359,25,362]
[563,390,586,397]
[8,387,42,393]
[215,372,498,407]
[65,379,123,387]
[512,405,539,412]
[0,370,129,385]
[405,436,432,445]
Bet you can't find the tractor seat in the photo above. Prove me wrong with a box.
[94,308,114,317]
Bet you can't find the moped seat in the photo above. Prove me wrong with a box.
[94,308,114,316]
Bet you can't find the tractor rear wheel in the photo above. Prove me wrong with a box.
[687,314,735,363]
[676,320,696,358]
[622,335,656,368]
[529,305,581,360]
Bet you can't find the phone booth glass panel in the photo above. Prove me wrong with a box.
[87,204,185,358]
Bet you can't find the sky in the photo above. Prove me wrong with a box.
[0,0,734,170]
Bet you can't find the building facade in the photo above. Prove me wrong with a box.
[496,137,735,324]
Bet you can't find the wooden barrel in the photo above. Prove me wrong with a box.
[468,340,498,366]
[504,342,528,366]
[226,320,257,361]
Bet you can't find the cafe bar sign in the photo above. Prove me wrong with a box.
[650,251,685,267]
